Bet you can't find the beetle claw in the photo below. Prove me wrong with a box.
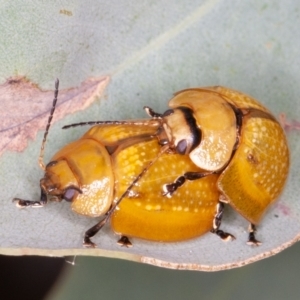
[247,234,262,246]
[83,238,97,248]
[162,191,172,198]
[247,224,261,246]
[13,198,45,208]
[211,229,235,242]
[224,233,236,241]
[162,183,176,198]
[117,236,133,248]
[247,240,262,246]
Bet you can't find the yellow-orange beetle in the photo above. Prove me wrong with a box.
[14,81,289,247]
[142,86,289,245]
[14,80,223,247]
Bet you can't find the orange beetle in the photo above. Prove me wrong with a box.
[46,123,222,246]
[14,81,289,247]
[142,86,289,245]
[14,80,222,247]
[66,86,289,245]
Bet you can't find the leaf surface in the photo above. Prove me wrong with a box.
[0,76,109,155]
[0,0,300,271]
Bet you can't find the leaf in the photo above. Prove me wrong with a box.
[1,1,300,272]
[0,76,110,156]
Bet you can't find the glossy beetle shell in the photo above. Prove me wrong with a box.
[47,122,158,217]
[111,138,219,241]
[216,86,289,224]
[165,86,289,224]
[45,123,219,241]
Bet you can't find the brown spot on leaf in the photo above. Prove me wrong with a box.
[0,76,110,156]
[59,9,73,16]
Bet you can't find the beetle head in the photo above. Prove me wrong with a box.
[40,160,81,203]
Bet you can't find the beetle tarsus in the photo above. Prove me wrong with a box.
[213,202,224,229]
[162,176,185,197]
[83,237,97,248]
[117,236,133,247]
[247,237,261,246]
[83,218,107,248]
[13,198,46,208]
[247,224,261,246]
[162,172,215,197]
[211,229,235,241]
[211,202,235,241]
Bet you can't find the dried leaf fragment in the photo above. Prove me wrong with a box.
[0,76,110,156]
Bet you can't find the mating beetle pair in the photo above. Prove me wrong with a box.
[14,81,289,247]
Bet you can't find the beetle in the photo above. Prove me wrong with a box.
[14,81,289,247]
[62,85,290,245]
[14,80,228,247]
[145,86,290,245]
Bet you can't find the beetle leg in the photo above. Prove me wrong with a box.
[83,218,107,248]
[117,236,133,248]
[83,204,125,248]
[162,171,215,197]
[210,202,235,241]
[247,223,261,246]
[13,189,48,208]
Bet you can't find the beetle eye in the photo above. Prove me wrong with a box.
[162,109,174,117]
[176,139,188,154]
[63,188,77,202]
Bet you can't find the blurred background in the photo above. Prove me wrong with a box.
[1,242,300,299]
[1,0,300,299]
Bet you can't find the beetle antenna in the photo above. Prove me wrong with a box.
[38,79,59,171]
[62,106,163,129]
[62,119,160,129]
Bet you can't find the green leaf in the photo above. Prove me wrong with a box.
[0,0,299,271]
